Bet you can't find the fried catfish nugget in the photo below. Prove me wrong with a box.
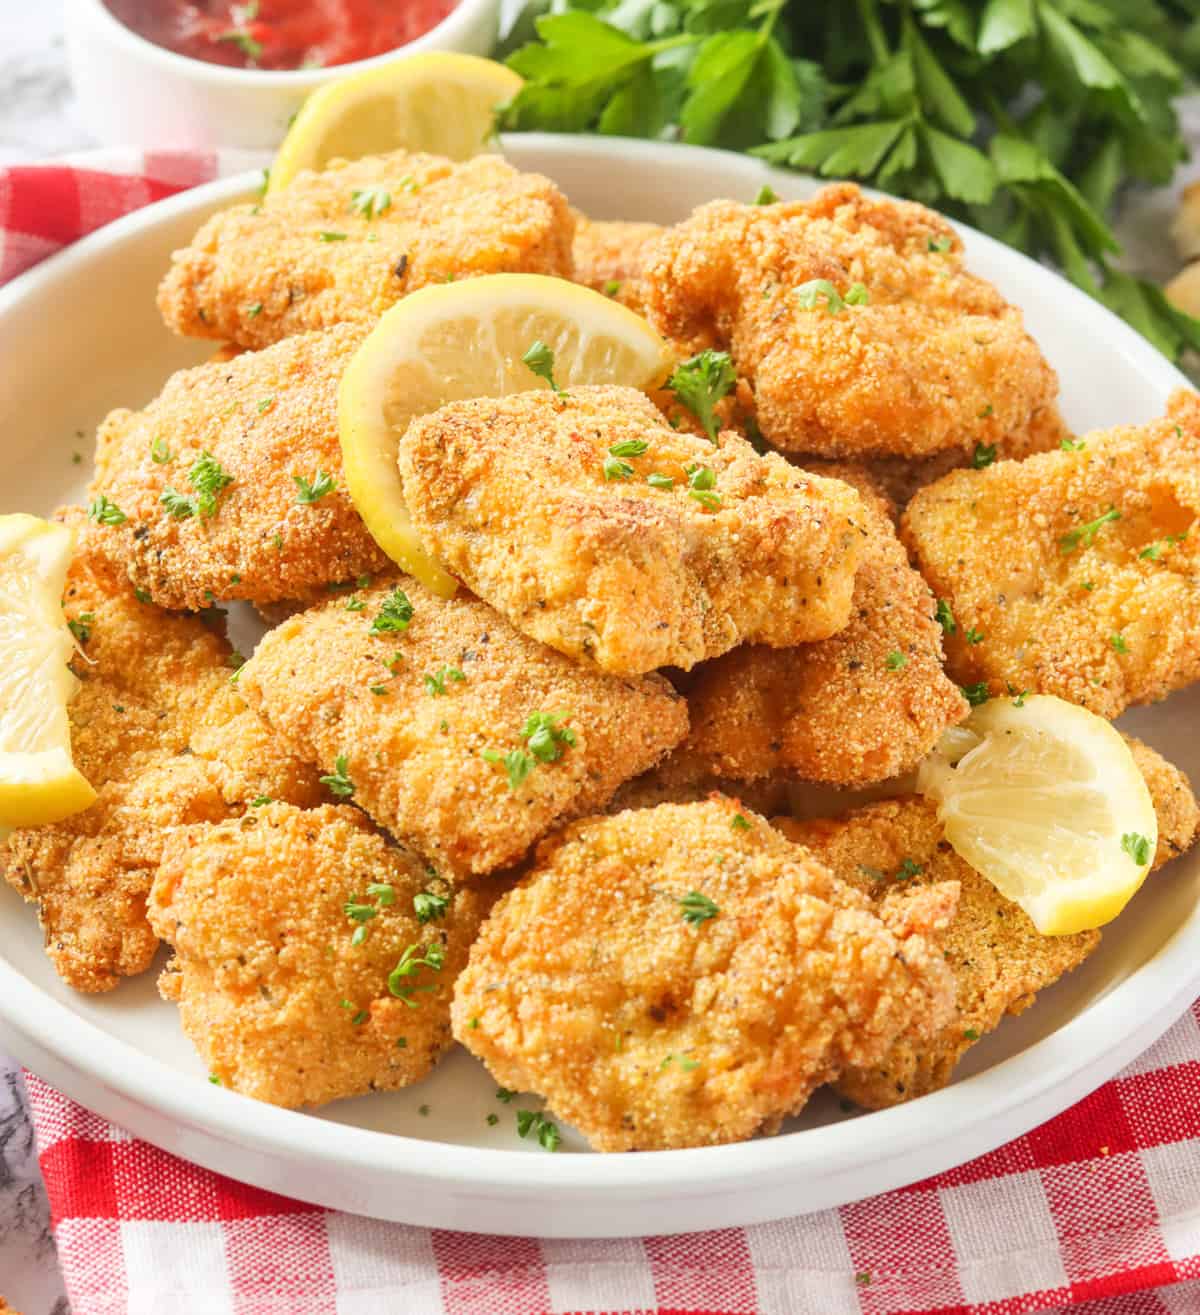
[681,465,967,785]
[638,184,1062,460]
[238,579,688,877]
[397,386,868,674]
[903,391,1200,718]
[571,215,664,312]
[149,804,483,1108]
[452,799,958,1150]
[86,325,388,610]
[158,152,574,349]
[780,740,1198,1106]
[2,515,322,993]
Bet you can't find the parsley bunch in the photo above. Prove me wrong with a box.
[499,0,1200,359]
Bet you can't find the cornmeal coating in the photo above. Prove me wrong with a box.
[903,391,1200,718]
[681,467,966,785]
[150,804,484,1108]
[608,760,791,818]
[238,579,688,877]
[397,386,868,674]
[452,798,958,1151]
[2,514,322,993]
[158,152,574,349]
[638,184,1062,459]
[780,739,1197,1106]
[87,325,388,611]
[571,215,664,312]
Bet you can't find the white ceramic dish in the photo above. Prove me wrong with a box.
[1,136,1198,1237]
[64,0,502,150]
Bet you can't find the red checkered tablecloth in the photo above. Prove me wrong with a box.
[7,152,1200,1315]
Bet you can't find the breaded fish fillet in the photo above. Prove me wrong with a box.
[452,798,958,1151]
[149,803,485,1108]
[680,465,967,785]
[86,325,388,610]
[903,391,1200,718]
[238,578,689,877]
[2,514,322,992]
[779,738,1198,1106]
[158,152,574,349]
[571,215,664,312]
[638,184,1062,460]
[397,386,868,674]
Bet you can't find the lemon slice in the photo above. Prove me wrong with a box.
[339,273,671,594]
[0,515,96,829]
[269,53,523,193]
[917,694,1156,935]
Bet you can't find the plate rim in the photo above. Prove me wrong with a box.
[1,133,1196,1221]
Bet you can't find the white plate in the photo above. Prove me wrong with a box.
[0,136,1197,1238]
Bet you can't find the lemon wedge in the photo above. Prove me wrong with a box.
[0,515,95,829]
[269,53,523,193]
[339,273,671,594]
[917,694,1156,935]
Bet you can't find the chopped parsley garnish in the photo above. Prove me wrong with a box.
[87,495,126,526]
[522,710,576,762]
[731,813,751,831]
[1059,506,1120,555]
[935,598,956,635]
[256,396,275,414]
[1139,533,1185,561]
[319,754,355,798]
[487,1113,499,1126]
[246,302,263,317]
[1061,437,1086,451]
[609,438,649,458]
[67,613,95,645]
[896,858,923,881]
[160,450,234,520]
[218,28,262,61]
[1121,832,1152,865]
[350,187,392,219]
[481,747,535,790]
[661,1053,700,1071]
[249,795,271,807]
[844,282,870,305]
[317,230,348,242]
[794,279,847,313]
[927,235,953,253]
[150,435,173,464]
[344,900,378,925]
[647,472,674,490]
[496,1088,516,1103]
[424,666,465,696]
[972,442,997,469]
[134,588,152,604]
[963,1028,980,1041]
[345,597,366,612]
[387,941,446,1006]
[885,650,907,670]
[603,279,621,297]
[209,1073,222,1085]
[516,1108,561,1152]
[665,349,735,444]
[370,588,414,636]
[522,339,562,393]
[686,463,721,509]
[294,470,335,504]
[964,627,984,645]
[367,882,395,906]
[414,889,450,924]
[679,890,719,925]
[753,184,778,205]
[961,681,990,706]
[602,454,634,481]
[1110,632,1129,654]
[855,1271,872,1287]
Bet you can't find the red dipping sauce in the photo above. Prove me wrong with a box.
[103,0,460,70]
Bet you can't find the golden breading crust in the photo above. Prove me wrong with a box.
[571,215,664,312]
[608,757,792,818]
[680,467,967,785]
[158,152,575,349]
[149,803,484,1108]
[238,578,689,877]
[903,391,1200,718]
[638,184,1062,460]
[453,798,958,1150]
[87,325,388,611]
[2,514,322,993]
[397,386,869,675]
[779,739,1197,1107]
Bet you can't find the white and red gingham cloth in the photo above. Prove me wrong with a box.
[8,152,1200,1315]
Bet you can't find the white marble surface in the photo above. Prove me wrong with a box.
[1,6,1199,1312]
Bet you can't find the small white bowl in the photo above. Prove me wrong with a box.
[64,0,503,150]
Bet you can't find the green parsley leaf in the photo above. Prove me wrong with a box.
[344,900,378,925]
[679,890,719,925]
[935,598,957,635]
[665,349,735,444]
[961,681,991,706]
[294,470,335,504]
[972,442,997,469]
[963,1027,980,1041]
[516,1108,561,1151]
[794,278,846,314]
[482,747,536,791]
[424,666,465,697]
[495,1088,516,1103]
[246,301,263,317]
[320,754,355,799]
[249,794,271,807]
[345,597,366,612]
[370,588,414,636]
[886,650,907,670]
[647,472,674,489]
[150,436,173,464]
[965,627,984,644]
[609,438,649,458]
[522,710,576,762]
[895,858,923,881]
[1059,506,1121,554]
[318,230,349,242]
[731,813,751,831]
[88,495,126,526]
[603,454,635,481]
[1061,437,1086,451]
[1121,832,1151,866]
[522,339,563,392]
[414,889,450,924]
[754,184,779,204]
[387,941,446,1006]
[1110,632,1129,653]
[350,187,392,219]
[928,235,953,253]
[603,279,621,296]
[368,882,395,906]
[67,612,95,645]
